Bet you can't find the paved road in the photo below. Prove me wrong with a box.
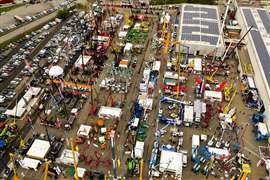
[0,0,65,28]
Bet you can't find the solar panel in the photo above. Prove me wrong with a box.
[184,5,199,11]
[183,12,200,20]
[200,7,217,19]
[182,26,200,34]
[182,19,200,25]
[181,5,220,45]
[250,30,270,85]
[257,9,270,34]
[201,12,217,19]
[201,21,219,34]
[201,36,218,45]
[181,34,200,41]
[242,9,258,28]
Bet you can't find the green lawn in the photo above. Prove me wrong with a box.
[0,3,25,14]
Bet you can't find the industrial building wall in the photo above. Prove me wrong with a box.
[236,9,270,128]
[182,43,224,57]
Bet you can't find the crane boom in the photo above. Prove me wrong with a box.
[43,160,51,180]
[70,138,79,180]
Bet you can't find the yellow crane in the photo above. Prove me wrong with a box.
[206,68,218,84]
[237,164,251,180]
[43,160,51,180]
[139,159,143,180]
[9,153,20,180]
[70,138,79,180]
[223,89,237,114]
[224,81,234,101]
[161,16,167,38]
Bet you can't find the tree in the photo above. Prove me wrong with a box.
[57,8,70,20]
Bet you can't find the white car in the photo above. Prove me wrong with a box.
[0,96,6,103]
[10,80,19,85]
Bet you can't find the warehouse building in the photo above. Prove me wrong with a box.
[236,7,270,128]
[179,4,225,57]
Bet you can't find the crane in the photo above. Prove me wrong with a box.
[223,89,237,114]
[43,160,51,180]
[206,69,219,84]
[224,81,234,101]
[139,159,143,180]
[9,153,20,180]
[70,138,79,180]
[237,164,251,180]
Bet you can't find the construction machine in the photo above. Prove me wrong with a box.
[206,69,219,84]
[237,164,251,180]
[224,81,234,101]
[223,89,237,114]
[43,160,51,180]
[70,138,79,180]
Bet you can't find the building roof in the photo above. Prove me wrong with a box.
[240,7,270,87]
[180,4,222,46]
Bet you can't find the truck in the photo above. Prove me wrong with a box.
[14,15,25,23]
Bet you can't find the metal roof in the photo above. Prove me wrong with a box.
[241,7,270,87]
[180,4,221,46]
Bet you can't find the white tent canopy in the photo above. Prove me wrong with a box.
[49,65,64,77]
[19,157,41,171]
[124,43,133,54]
[98,106,122,119]
[159,150,183,173]
[26,139,50,160]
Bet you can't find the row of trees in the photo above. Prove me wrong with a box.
[151,0,216,5]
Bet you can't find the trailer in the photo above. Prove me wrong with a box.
[192,135,200,162]
[184,105,194,127]
[194,100,202,123]
[14,15,25,23]
[204,90,222,102]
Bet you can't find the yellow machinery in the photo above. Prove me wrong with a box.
[224,81,234,101]
[238,164,251,180]
[9,153,20,180]
[161,16,167,38]
[206,69,218,84]
[223,89,237,114]
[244,64,254,75]
[139,159,143,180]
[19,137,26,149]
[163,32,171,57]
[70,138,79,180]
[43,160,51,180]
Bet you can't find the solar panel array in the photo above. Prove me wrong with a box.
[250,30,270,84]
[180,4,220,45]
[241,8,270,86]
[242,9,258,28]
[257,9,270,34]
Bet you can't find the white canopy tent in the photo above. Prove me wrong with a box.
[19,157,41,171]
[26,139,50,160]
[98,106,122,119]
[60,149,79,165]
[159,150,183,173]
[49,65,64,77]
[77,124,92,138]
